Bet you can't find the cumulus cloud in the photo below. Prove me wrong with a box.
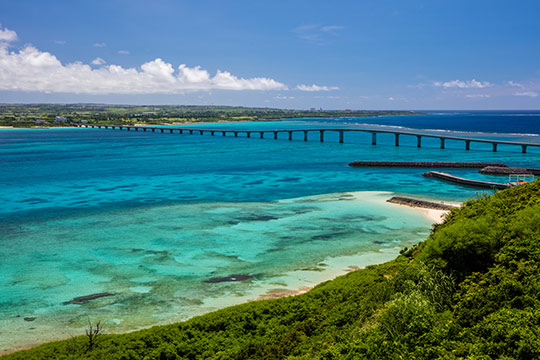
[93,42,106,47]
[91,57,106,65]
[0,25,18,43]
[296,84,339,92]
[513,91,538,97]
[433,79,492,89]
[0,29,288,94]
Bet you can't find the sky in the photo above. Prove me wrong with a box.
[1,0,540,109]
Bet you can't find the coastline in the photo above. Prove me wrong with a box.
[0,126,81,130]
[252,247,406,302]
[255,193,459,301]
[0,190,443,355]
[193,191,453,315]
[389,198,460,224]
[0,120,268,130]
[421,208,449,223]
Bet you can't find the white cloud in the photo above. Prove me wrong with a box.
[293,24,343,45]
[513,91,538,97]
[118,50,130,55]
[91,57,106,65]
[93,42,106,48]
[321,25,344,32]
[433,79,492,89]
[0,25,18,43]
[388,97,395,101]
[508,81,524,88]
[296,84,339,92]
[465,94,490,98]
[178,64,210,83]
[0,33,288,94]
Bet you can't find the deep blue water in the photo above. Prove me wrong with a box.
[318,110,540,135]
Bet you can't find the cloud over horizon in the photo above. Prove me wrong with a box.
[513,91,538,97]
[433,79,492,89]
[296,84,339,92]
[0,28,288,94]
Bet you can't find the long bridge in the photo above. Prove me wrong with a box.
[80,124,540,153]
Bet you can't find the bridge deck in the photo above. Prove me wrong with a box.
[81,124,540,153]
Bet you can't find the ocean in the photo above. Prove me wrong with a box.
[1,111,539,352]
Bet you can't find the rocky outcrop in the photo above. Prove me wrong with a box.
[204,274,253,283]
[387,196,456,210]
[63,292,115,305]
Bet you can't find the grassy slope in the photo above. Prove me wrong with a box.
[4,181,540,359]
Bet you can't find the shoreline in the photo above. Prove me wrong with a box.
[0,191,453,355]
[0,126,82,130]
[386,196,460,224]
[0,120,271,131]
[255,193,459,301]
[390,199,459,224]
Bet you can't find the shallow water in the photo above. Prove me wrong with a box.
[1,112,539,352]
[0,191,431,350]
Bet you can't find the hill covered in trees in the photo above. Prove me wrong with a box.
[4,181,540,359]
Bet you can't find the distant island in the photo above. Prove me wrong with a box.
[0,104,422,128]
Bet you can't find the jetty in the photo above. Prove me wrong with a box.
[349,161,507,168]
[422,171,511,190]
[80,124,540,154]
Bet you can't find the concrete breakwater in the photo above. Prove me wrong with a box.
[349,161,507,168]
[423,171,511,190]
[387,196,457,210]
[479,166,540,176]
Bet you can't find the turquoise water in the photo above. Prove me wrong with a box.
[1,113,539,352]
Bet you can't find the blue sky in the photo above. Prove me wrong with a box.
[1,0,540,109]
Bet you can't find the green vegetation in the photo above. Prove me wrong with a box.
[0,104,420,127]
[4,181,540,359]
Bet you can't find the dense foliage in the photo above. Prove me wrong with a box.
[0,104,419,127]
[4,181,540,359]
